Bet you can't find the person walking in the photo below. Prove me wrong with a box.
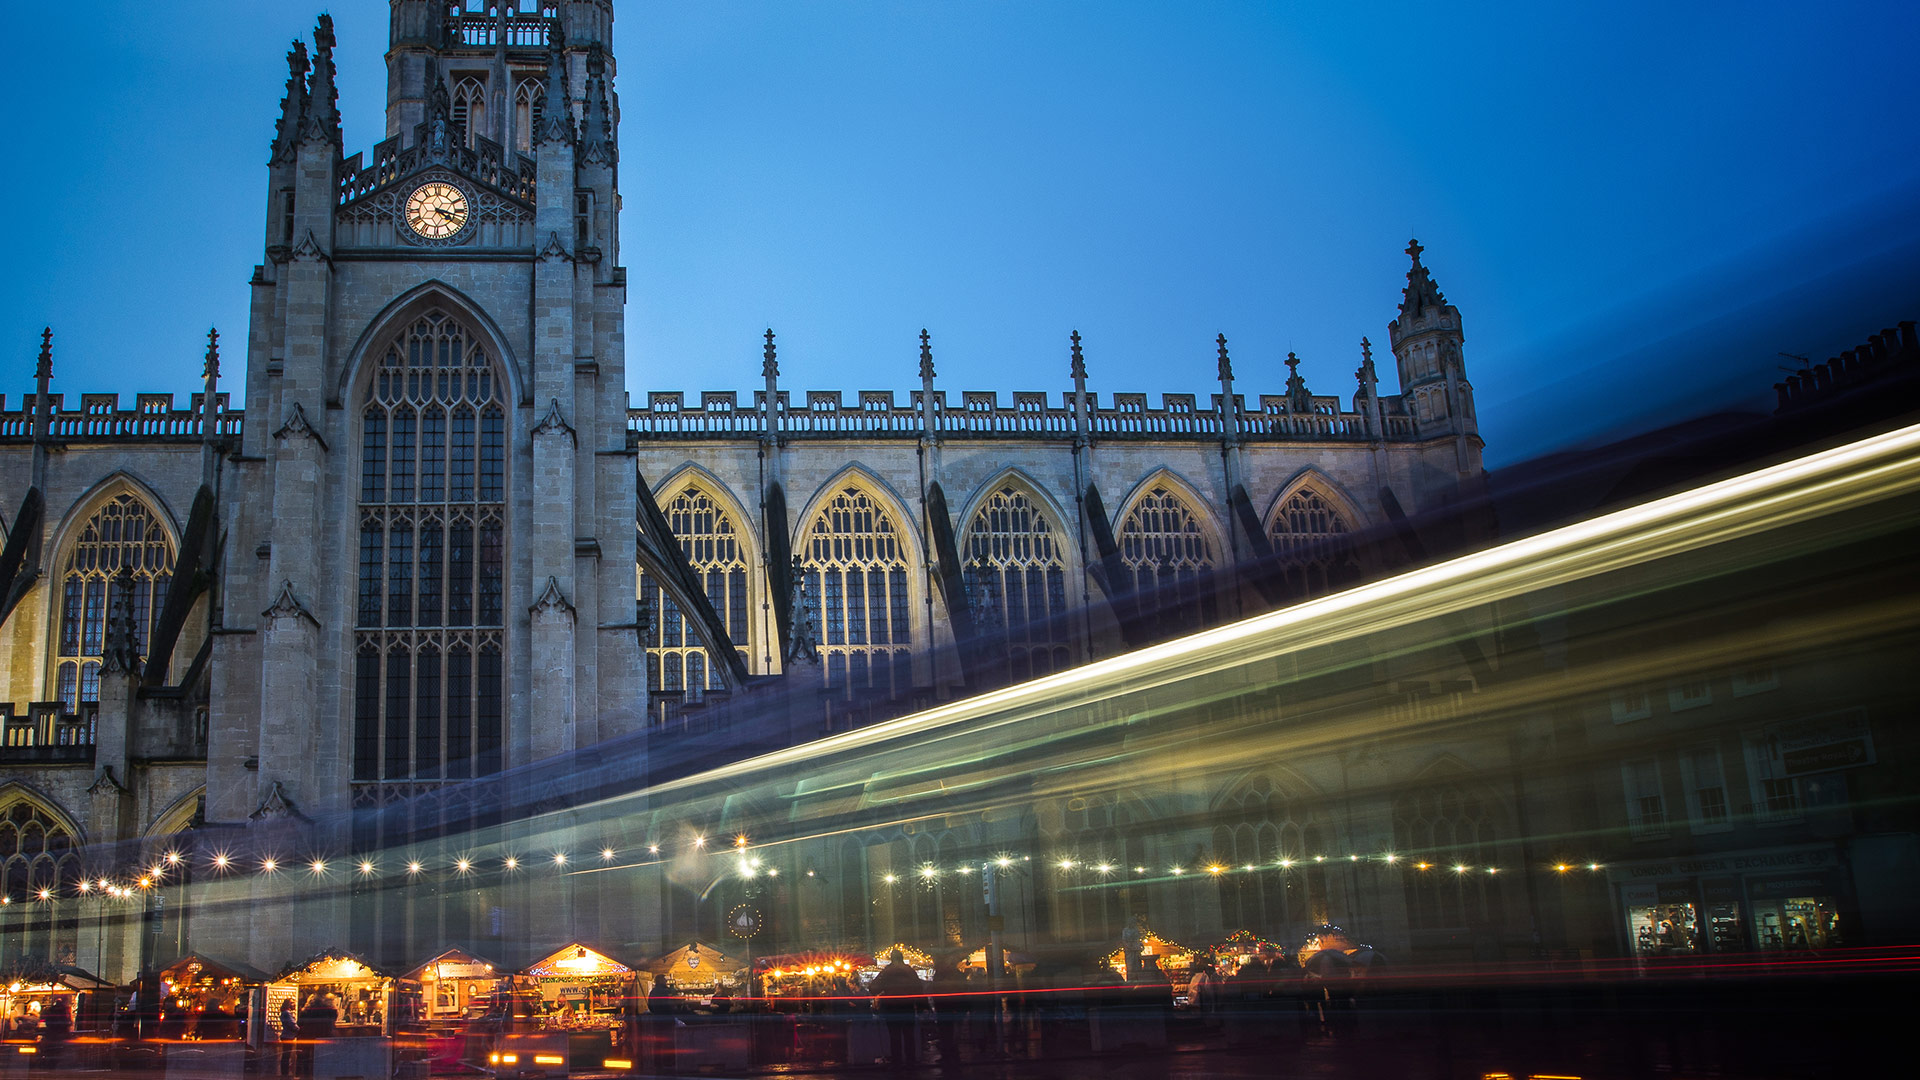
[276,997,299,1076]
[868,949,929,1068]
[927,952,970,1067]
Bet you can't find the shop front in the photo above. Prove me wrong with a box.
[1608,844,1848,956]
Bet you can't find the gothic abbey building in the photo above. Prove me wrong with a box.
[0,2,1483,977]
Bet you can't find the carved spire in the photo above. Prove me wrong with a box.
[1398,236,1448,319]
[762,329,779,379]
[203,327,221,384]
[918,329,935,382]
[1069,330,1086,382]
[1355,337,1377,393]
[1285,351,1313,413]
[271,40,311,164]
[33,328,52,443]
[302,15,342,149]
[580,46,616,165]
[536,23,576,147]
[1216,333,1233,384]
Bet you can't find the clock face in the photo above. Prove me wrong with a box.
[405,181,470,239]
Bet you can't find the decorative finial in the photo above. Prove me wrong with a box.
[1360,336,1372,363]
[919,329,935,382]
[1069,330,1086,382]
[1284,351,1313,413]
[1406,237,1424,265]
[1285,350,1300,375]
[762,328,779,379]
[1216,333,1233,384]
[203,328,221,382]
[36,328,53,383]
[1356,338,1377,391]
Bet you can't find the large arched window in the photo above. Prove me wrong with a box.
[452,77,487,148]
[800,486,912,695]
[1393,779,1505,933]
[1117,484,1216,632]
[1208,775,1329,937]
[1267,488,1361,599]
[639,485,751,695]
[0,795,84,964]
[963,485,1071,682]
[356,310,505,783]
[53,494,175,710]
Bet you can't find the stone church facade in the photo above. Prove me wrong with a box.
[0,2,1484,979]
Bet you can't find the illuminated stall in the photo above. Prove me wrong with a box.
[753,953,865,1010]
[516,943,635,1032]
[156,954,268,1039]
[858,943,934,983]
[400,948,503,1025]
[1207,931,1282,975]
[269,952,395,1036]
[1099,928,1192,982]
[0,962,112,1038]
[640,942,744,1001]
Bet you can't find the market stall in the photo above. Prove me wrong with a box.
[753,952,866,1010]
[0,961,112,1037]
[269,951,395,1037]
[640,942,745,1003]
[857,943,934,984]
[1207,930,1282,975]
[155,953,268,1039]
[515,943,636,1032]
[956,945,1035,978]
[1100,926,1192,983]
[400,947,503,1025]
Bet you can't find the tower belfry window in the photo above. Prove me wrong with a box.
[356,311,506,782]
[451,77,487,149]
[514,80,544,154]
[52,494,175,710]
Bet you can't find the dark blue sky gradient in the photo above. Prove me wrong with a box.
[4,2,1916,464]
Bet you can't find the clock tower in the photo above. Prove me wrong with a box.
[208,1,637,967]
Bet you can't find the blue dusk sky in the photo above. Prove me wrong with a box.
[3,1,1917,465]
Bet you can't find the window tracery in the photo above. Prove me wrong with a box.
[356,311,505,782]
[1209,776,1329,935]
[1393,779,1504,931]
[53,494,174,710]
[799,487,912,695]
[963,486,1071,681]
[1117,484,1216,631]
[0,798,83,963]
[1267,488,1361,598]
[513,80,545,154]
[452,77,487,149]
[639,485,751,695]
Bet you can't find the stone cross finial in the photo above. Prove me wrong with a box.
[1406,237,1424,265]
[919,329,935,382]
[203,327,221,382]
[1069,330,1086,382]
[1285,351,1313,413]
[1216,333,1233,384]
[762,329,779,379]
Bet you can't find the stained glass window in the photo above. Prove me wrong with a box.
[53,494,174,709]
[1267,488,1361,598]
[355,311,505,782]
[800,487,912,695]
[639,486,751,694]
[1116,484,1216,632]
[964,486,1071,682]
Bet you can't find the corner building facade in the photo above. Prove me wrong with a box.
[0,1,1487,978]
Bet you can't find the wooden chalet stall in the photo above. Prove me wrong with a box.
[156,953,268,1040]
[270,951,395,1036]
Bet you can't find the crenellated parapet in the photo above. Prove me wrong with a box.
[627,387,1416,443]
[0,392,235,443]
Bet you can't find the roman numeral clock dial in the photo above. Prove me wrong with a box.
[404,181,470,240]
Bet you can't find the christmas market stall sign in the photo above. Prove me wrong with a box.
[516,943,635,1031]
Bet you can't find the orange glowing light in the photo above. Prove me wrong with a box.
[534,1054,565,1065]
[604,1059,633,1070]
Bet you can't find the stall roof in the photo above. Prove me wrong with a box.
[0,961,113,992]
[160,952,272,985]
[522,942,634,978]
[274,950,394,983]
[640,942,743,983]
[401,947,502,982]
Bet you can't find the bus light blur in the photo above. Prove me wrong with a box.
[534,1054,565,1065]
[604,1059,634,1070]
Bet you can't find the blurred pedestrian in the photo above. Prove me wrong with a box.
[869,949,929,1068]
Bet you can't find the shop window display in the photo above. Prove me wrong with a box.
[1629,901,1700,957]
[1754,895,1843,950]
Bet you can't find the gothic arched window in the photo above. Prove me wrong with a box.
[356,311,506,783]
[53,494,174,710]
[639,485,751,695]
[1393,780,1505,932]
[0,796,84,964]
[1117,484,1216,632]
[513,80,545,153]
[1267,488,1361,599]
[452,77,487,148]
[963,486,1071,682]
[800,486,912,695]
[1208,775,1329,937]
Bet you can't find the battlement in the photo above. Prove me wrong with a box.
[0,392,234,443]
[627,387,1416,442]
[0,702,95,765]
[340,132,538,207]
[1775,321,1918,413]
